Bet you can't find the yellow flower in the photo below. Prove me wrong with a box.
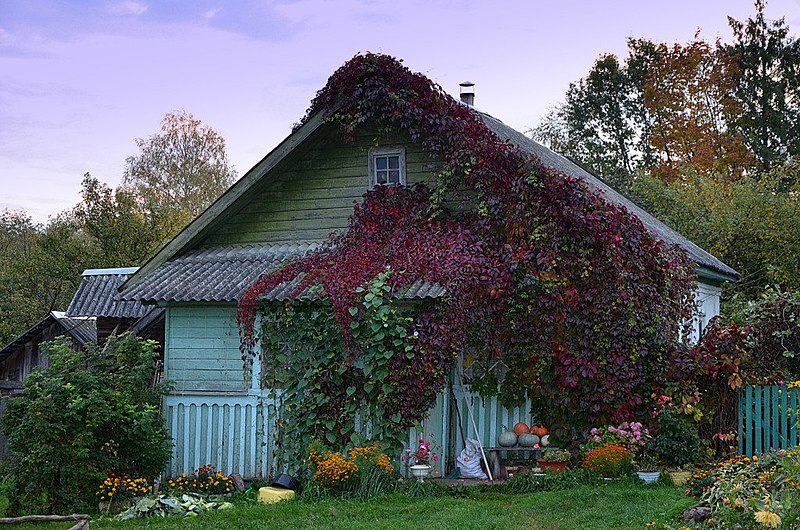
[754,509,782,528]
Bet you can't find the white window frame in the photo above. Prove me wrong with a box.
[368,147,406,188]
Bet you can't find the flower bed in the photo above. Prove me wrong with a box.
[683,449,800,529]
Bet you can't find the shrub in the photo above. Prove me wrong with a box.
[1,335,171,514]
[582,443,633,478]
[651,397,704,468]
[97,474,152,503]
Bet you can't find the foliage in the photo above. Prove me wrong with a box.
[541,448,572,462]
[0,210,87,344]
[1,334,171,514]
[401,438,439,466]
[97,474,152,502]
[239,53,697,453]
[649,397,705,468]
[123,111,237,219]
[164,465,234,495]
[742,287,800,379]
[73,173,176,267]
[581,443,633,478]
[306,442,394,498]
[684,449,800,529]
[629,171,800,308]
[725,0,800,172]
[116,493,234,521]
[644,35,753,182]
[531,38,662,182]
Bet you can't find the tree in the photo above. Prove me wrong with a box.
[531,39,664,186]
[0,210,88,344]
[73,174,175,267]
[123,111,237,220]
[644,36,754,181]
[726,0,800,171]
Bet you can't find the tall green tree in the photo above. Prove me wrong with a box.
[123,111,237,221]
[532,39,663,186]
[726,0,800,171]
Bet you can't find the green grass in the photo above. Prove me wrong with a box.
[3,483,693,530]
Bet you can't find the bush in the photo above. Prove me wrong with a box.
[304,441,395,499]
[651,399,704,468]
[582,443,633,478]
[164,465,234,495]
[1,335,171,514]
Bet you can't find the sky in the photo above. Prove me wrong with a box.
[2,0,800,223]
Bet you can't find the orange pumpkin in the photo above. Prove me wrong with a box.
[531,425,549,437]
[513,422,529,436]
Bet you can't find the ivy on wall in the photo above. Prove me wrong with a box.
[239,53,696,453]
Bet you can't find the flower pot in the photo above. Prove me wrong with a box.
[669,471,692,486]
[410,464,432,482]
[637,471,660,484]
[504,465,519,478]
[537,459,567,473]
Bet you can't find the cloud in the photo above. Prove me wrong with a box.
[204,8,221,21]
[109,1,148,17]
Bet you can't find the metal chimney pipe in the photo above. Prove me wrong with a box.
[459,81,475,106]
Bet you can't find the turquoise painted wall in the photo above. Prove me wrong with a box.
[165,305,247,394]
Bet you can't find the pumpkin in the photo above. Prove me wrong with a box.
[531,425,549,437]
[498,429,517,447]
[513,422,529,436]
[518,433,540,447]
[540,434,550,447]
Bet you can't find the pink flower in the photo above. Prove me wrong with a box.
[433,456,439,461]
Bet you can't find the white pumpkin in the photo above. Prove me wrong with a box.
[540,434,550,447]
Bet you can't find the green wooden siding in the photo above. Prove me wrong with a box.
[204,130,442,246]
[165,306,247,393]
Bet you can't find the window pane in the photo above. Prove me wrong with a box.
[377,170,388,184]
[388,156,400,169]
[376,157,388,170]
[388,170,400,183]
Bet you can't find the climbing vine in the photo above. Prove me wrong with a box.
[239,53,696,452]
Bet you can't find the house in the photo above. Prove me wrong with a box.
[118,57,738,479]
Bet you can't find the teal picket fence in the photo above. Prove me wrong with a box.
[738,385,800,456]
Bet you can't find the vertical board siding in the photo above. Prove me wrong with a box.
[164,395,271,479]
[739,385,800,456]
[166,386,533,479]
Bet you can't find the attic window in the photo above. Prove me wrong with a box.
[369,147,406,188]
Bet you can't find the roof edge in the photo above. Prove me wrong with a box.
[82,267,139,276]
[119,109,330,295]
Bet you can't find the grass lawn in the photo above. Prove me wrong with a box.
[5,483,693,530]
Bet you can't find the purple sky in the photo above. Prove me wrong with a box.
[2,0,800,223]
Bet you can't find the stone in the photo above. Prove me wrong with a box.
[258,486,296,504]
[683,504,712,523]
[229,472,246,492]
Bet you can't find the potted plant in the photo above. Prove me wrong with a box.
[402,438,439,482]
[651,395,704,485]
[537,448,571,473]
[634,451,661,484]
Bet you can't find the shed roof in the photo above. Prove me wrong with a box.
[66,268,151,318]
[0,311,97,359]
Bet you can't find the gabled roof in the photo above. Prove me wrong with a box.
[119,92,737,303]
[0,311,97,359]
[67,268,151,318]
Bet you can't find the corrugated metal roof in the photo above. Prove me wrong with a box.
[66,269,151,318]
[51,312,97,346]
[0,311,97,358]
[478,112,739,278]
[118,243,446,303]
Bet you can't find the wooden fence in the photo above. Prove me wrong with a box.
[738,385,800,456]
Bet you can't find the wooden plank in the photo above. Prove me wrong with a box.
[738,389,744,455]
[754,387,762,455]
[771,385,779,450]
[763,386,771,451]
[781,385,788,448]
[792,389,799,447]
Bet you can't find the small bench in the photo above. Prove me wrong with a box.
[483,447,543,478]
